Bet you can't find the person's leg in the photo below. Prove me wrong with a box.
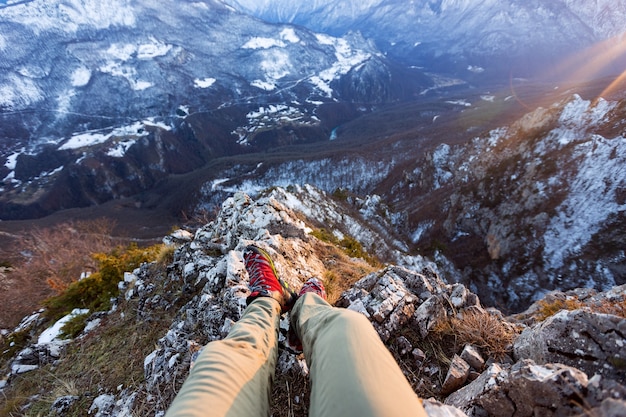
[166,245,297,417]
[165,297,281,417]
[292,289,427,417]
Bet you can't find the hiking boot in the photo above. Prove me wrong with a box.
[287,277,327,353]
[244,245,297,313]
[298,277,327,300]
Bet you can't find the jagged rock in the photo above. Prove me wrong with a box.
[460,345,485,372]
[51,396,79,414]
[514,284,626,326]
[513,309,626,384]
[163,229,194,246]
[88,390,137,417]
[5,186,625,416]
[441,354,471,395]
[89,394,115,416]
[414,295,447,338]
[444,359,626,417]
[423,398,469,417]
[586,398,626,417]
[396,336,413,355]
[412,348,426,365]
[10,341,69,375]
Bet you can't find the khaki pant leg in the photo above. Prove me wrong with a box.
[166,298,281,417]
[292,293,426,417]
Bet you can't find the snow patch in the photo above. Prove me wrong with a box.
[243,37,286,49]
[261,49,291,80]
[194,78,216,88]
[143,118,171,131]
[446,99,471,107]
[137,39,172,59]
[57,89,76,114]
[433,143,453,189]
[134,80,153,91]
[5,149,24,170]
[38,309,89,344]
[280,28,300,43]
[60,131,110,150]
[71,66,91,87]
[0,74,44,109]
[59,121,149,150]
[543,134,626,270]
[107,43,136,61]
[467,65,485,73]
[251,79,276,91]
[1,0,136,33]
[107,139,137,157]
[412,221,434,243]
[307,34,371,97]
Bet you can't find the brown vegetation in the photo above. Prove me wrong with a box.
[533,296,626,322]
[0,219,118,329]
[19,218,116,292]
[309,238,378,305]
[433,308,520,360]
[0,247,172,417]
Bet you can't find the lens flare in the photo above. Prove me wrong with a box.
[543,32,626,99]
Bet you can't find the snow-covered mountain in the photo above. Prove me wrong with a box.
[190,91,626,312]
[225,0,626,77]
[1,0,625,313]
[1,0,430,218]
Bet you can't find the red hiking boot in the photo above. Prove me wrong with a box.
[288,277,327,352]
[244,245,297,313]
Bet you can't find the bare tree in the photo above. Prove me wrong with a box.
[15,218,116,292]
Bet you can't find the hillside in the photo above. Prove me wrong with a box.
[1,186,625,416]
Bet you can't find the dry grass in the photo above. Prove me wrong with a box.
[15,219,117,293]
[533,297,585,322]
[594,299,626,318]
[0,305,173,417]
[156,244,176,266]
[433,308,519,360]
[0,219,125,328]
[270,368,311,417]
[0,260,178,417]
[310,240,377,305]
[532,296,626,322]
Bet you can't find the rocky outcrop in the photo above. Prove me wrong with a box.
[513,308,626,384]
[1,186,625,416]
[445,360,626,417]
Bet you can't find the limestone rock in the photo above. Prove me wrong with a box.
[423,398,469,417]
[51,396,80,414]
[513,309,626,384]
[442,354,471,395]
[414,295,447,338]
[445,359,619,417]
[586,398,626,417]
[460,345,485,372]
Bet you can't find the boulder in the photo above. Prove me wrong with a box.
[441,354,471,395]
[460,345,485,371]
[513,309,626,384]
[445,360,592,416]
[423,398,469,417]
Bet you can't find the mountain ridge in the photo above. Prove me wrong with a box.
[1,186,625,416]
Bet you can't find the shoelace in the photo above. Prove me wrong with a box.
[299,278,326,298]
[246,255,273,293]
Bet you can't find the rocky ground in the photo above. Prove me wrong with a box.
[1,186,625,416]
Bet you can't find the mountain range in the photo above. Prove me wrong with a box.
[1,0,626,313]
[225,0,626,77]
[1,187,625,416]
